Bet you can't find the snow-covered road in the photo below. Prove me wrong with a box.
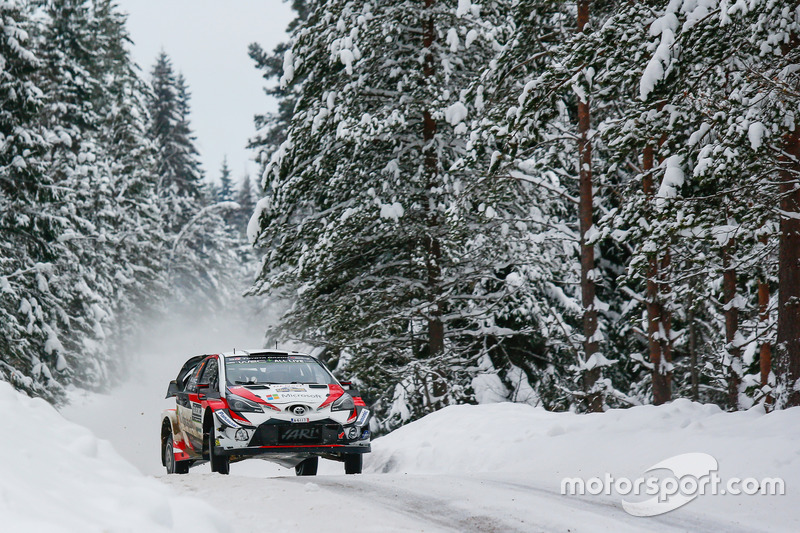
[159,471,760,533]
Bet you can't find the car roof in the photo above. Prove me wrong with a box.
[217,349,313,359]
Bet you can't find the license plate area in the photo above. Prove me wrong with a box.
[279,425,322,444]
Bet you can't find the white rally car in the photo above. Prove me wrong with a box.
[160,350,371,475]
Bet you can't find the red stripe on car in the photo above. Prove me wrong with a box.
[318,384,344,409]
[229,410,251,423]
[257,444,347,449]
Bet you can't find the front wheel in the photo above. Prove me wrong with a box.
[207,426,230,475]
[164,433,190,474]
[295,457,318,476]
[344,453,362,475]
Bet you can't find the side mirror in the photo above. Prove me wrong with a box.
[165,380,179,399]
[340,381,353,390]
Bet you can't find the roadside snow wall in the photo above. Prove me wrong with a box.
[0,381,228,533]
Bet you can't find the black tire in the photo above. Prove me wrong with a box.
[344,453,362,475]
[207,426,230,475]
[295,457,319,476]
[164,433,190,474]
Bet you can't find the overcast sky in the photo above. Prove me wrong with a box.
[116,0,295,185]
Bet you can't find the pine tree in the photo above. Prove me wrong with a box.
[217,156,234,202]
[249,0,544,427]
[29,0,166,390]
[248,0,311,164]
[472,0,634,411]
[147,51,243,311]
[234,174,256,234]
[0,0,65,400]
[89,0,166,355]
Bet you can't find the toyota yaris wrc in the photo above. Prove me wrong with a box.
[160,350,371,476]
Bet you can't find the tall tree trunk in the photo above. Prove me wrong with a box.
[576,0,602,412]
[422,0,446,402]
[642,144,671,404]
[723,234,741,410]
[776,128,800,408]
[758,249,772,406]
[688,291,699,401]
[659,250,673,395]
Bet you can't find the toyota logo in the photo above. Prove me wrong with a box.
[292,405,307,415]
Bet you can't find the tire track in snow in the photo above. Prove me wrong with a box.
[279,475,531,533]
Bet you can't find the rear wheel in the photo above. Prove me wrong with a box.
[207,426,230,475]
[344,453,362,475]
[164,433,190,474]
[295,457,319,476]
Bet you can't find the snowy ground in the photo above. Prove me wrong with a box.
[0,381,225,533]
[44,305,800,532]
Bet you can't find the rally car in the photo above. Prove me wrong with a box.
[160,350,371,476]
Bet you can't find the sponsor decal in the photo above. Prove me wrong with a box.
[274,386,306,393]
[191,403,202,422]
[290,417,310,423]
[355,408,371,427]
[277,392,323,399]
[265,394,280,401]
[214,409,241,429]
[227,355,315,364]
[281,427,321,441]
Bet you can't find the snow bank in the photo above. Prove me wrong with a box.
[366,400,800,530]
[0,381,228,533]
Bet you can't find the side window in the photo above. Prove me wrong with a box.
[186,362,205,393]
[199,358,219,390]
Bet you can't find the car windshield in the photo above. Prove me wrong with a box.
[224,354,337,386]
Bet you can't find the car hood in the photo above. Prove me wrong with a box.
[227,383,342,409]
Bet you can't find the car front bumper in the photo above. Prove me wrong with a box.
[214,416,371,458]
[215,442,371,457]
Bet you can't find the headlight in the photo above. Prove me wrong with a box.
[226,392,264,413]
[330,393,355,412]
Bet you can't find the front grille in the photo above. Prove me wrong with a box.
[279,425,322,444]
[249,421,342,447]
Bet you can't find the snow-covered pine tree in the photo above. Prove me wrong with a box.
[89,0,166,357]
[217,156,234,202]
[32,0,116,388]
[233,174,256,235]
[0,0,66,400]
[27,0,167,390]
[588,0,793,410]
[248,0,311,165]
[147,51,243,311]
[249,0,559,428]
[654,0,799,409]
[472,0,633,411]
